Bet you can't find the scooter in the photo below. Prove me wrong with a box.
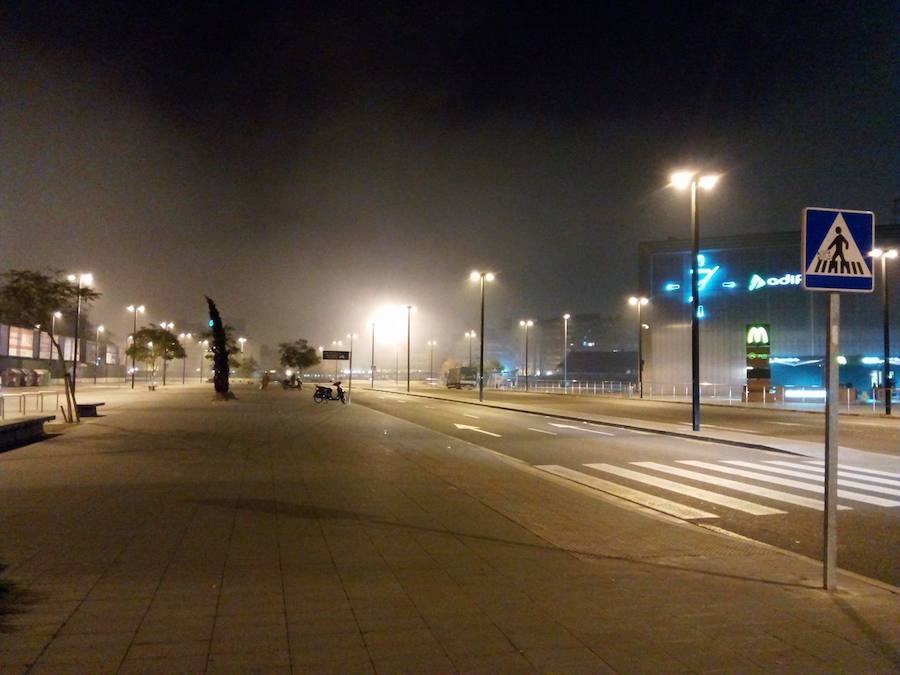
[313,381,346,404]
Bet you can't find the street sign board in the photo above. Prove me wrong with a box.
[322,350,350,360]
[802,207,874,292]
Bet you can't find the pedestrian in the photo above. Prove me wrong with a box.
[260,371,270,390]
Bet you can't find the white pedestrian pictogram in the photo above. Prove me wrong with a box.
[805,213,871,277]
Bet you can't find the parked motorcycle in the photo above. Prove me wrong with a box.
[282,373,302,390]
[313,381,346,404]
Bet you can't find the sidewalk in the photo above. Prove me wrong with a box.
[1,386,897,673]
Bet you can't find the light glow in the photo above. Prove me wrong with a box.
[783,388,827,400]
[670,171,694,190]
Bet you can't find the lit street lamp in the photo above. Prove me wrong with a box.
[199,339,209,382]
[671,170,719,430]
[465,330,476,368]
[347,333,357,402]
[179,333,192,384]
[519,319,534,391]
[427,340,437,381]
[628,297,649,398]
[370,322,376,388]
[562,314,570,392]
[67,273,93,394]
[238,337,246,353]
[127,304,145,389]
[870,248,898,415]
[469,270,495,401]
[404,304,416,393]
[94,325,104,385]
[332,340,343,380]
[47,310,62,372]
[160,322,175,386]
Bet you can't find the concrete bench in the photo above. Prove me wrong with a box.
[0,415,55,450]
[76,402,106,418]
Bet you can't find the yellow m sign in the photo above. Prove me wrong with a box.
[746,325,770,346]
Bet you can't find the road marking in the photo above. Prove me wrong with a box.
[765,461,900,488]
[584,463,785,515]
[463,413,480,419]
[679,461,900,507]
[724,461,900,497]
[804,461,900,479]
[771,421,805,427]
[536,465,718,520]
[705,424,758,433]
[632,462,848,511]
[548,423,615,436]
[453,423,501,437]
[527,428,558,435]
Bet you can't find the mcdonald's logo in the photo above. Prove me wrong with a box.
[746,325,770,346]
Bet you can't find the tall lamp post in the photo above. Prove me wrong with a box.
[94,325,104,385]
[404,305,416,392]
[332,340,343,380]
[870,248,897,415]
[562,314,570,391]
[160,322,175,386]
[670,170,719,431]
[347,333,357,402]
[50,311,62,367]
[519,319,534,391]
[238,337,246,353]
[178,333,192,384]
[67,273,93,394]
[628,297,649,398]
[427,340,437,381]
[127,304,145,389]
[469,271,495,401]
[465,331,476,368]
[199,339,209,382]
[370,322,376,388]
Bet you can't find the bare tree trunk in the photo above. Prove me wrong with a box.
[50,334,78,423]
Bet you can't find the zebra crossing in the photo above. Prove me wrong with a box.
[536,459,900,520]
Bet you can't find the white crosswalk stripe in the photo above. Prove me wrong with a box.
[765,461,900,487]
[679,461,900,507]
[584,463,785,515]
[632,462,848,511]
[803,461,900,479]
[747,461,900,494]
[536,465,718,520]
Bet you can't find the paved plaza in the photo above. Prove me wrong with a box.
[1,385,898,673]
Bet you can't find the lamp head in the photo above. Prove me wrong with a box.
[887,249,899,259]
[698,175,719,190]
[54,311,62,318]
[98,325,104,332]
[670,171,694,190]
[563,313,570,320]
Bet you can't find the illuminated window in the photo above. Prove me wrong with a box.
[8,326,34,358]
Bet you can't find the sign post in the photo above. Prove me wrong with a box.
[802,207,874,590]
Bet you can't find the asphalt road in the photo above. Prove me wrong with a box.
[352,389,900,587]
[368,383,900,456]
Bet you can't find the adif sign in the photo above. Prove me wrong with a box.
[748,273,803,291]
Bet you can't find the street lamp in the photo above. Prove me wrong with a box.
[427,340,437,381]
[199,339,209,382]
[47,310,62,372]
[332,340,343,380]
[238,337,246,353]
[628,297,649,398]
[870,248,898,415]
[126,304,145,389]
[404,305,416,392]
[179,333,192,385]
[519,319,534,391]
[94,325,104,385]
[67,272,93,394]
[465,330,476,368]
[670,170,719,430]
[469,270,495,401]
[160,322,175,386]
[562,314,570,392]
[370,322,376,388]
[347,333,357,402]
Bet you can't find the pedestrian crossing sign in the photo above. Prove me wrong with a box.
[802,207,874,292]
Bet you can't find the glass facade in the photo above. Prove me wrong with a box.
[8,326,35,358]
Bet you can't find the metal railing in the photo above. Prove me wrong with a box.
[0,390,60,421]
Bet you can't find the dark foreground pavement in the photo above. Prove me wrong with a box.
[1,386,897,674]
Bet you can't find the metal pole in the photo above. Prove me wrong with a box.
[94,327,100,385]
[131,312,137,389]
[468,334,472,368]
[370,323,375,389]
[690,179,701,430]
[524,324,529,392]
[430,343,434,380]
[182,350,186,384]
[563,316,568,392]
[406,305,411,393]
[637,303,643,398]
[824,292,840,590]
[882,256,892,415]
[478,277,486,402]
[348,334,353,403]
[72,282,82,394]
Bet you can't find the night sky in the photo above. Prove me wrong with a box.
[1,2,896,360]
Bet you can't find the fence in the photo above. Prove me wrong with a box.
[0,390,61,421]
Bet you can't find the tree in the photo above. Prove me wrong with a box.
[198,324,241,368]
[0,269,100,422]
[237,356,260,378]
[205,297,234,399]
[278,339,320,373]
[125,325,186,386]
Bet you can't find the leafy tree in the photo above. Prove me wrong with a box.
[0,269,100,422]
[198,323,241,368]
[278,339,320,373]
[125,325,186,385]
[483,358,503,374]
[205,297,234,399]
[237,355,260,378]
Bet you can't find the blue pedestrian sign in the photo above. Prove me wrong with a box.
[802,207,874,292]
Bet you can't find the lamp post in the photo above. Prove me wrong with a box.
[199,339,209,382]
[405,305,416,392]
[50,311,62,367]
[127,304,145,389]
[332,340,343,380]
[427,340,437,381]
[370,322,376,388]
[519,319,534,391]
[562,314,570,391]
[347,333,357,402]
[94,325,104,385]
[469,271,495,401]
[67,273,93,394]
[628,297,649,398]
[160,322,175,386]
[238,337,246,353]
[179,333,192,384]
[670,170,719,431]
[465,330,476,368]
[870,248,897,415]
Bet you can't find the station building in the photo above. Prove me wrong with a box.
[638,223,900,399]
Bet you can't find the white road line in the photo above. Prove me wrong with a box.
[463,413,480,419]
[548,423,615,436]
[527,428,558,435]
[724,461,900,497]
[453,423,501,437]
[705,424,759,433]
[632,462,848,512]
[679,461,900,508]
[765,461,900,487]
[536,465,718,520]
[771,421,805,426]
[584,463,785,516]
[804,461,900,479]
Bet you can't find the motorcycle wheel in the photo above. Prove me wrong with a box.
[313,392,324,403]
